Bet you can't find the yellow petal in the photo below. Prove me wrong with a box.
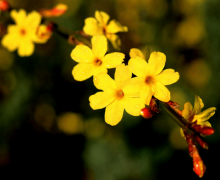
[155,69,179,85]
[180,128,185,138]
[193,95,204,115]
[8,25,18,33]
[148,52,166,75]
[91,35,107,59]
[128,57,149,77]
[106,20,128,33]
[92,65,108,76]
[140,85,154,105]
[129,48,144,59]
[182,102,193,120]
[114,64,131,86]
[194,107,216,122]
[95,11,110,25]
[72,63,94,81]
[83,17,103,36]
[11,9,26,26]
[197,120,212,127]
[89,92,115,110]
[124,97,145,116]
[25,11,41,28]
[93,73,116,92]
[18,40,34,57]
[70,45,94,63]
[153,82,170,102]
[123,77,144,97]
[106,33,121,50]
[102,52,124,68]
[105,99,124,126]
[1,34,19,51]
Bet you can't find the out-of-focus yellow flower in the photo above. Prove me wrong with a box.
[83,11,128,50]
[71,35,124,81]
[180,95,216,137]
[57,112,84,135]
[89,64,145,126]
[1,9,47,57]
[128,50,179,105]
[39,3,68,17]
[36,25,52,41]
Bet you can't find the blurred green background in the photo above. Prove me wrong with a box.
[0,0,220,179]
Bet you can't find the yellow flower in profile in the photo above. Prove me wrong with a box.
[89,64,145,126]
[180,95,216,137]
[1,9,47,57]
[71,35,124,81]
[128,49,179,105]
[83,11,128,50]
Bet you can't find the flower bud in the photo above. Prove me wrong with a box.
[140,107,154,119]
[192,145,206,178]
[0,0,10,11]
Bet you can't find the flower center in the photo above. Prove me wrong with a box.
[94,59,102,66]
[145,76,155,86]
[116,89,124,100]
[20,29,26,36]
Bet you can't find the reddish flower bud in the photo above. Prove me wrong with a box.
[140,108,154,119]
[0,0,10,11]
[192,145,206,178]
[201,126,215,136]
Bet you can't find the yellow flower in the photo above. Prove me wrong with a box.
[89,64,145,126]
[1,9,47,57]
[71,35,124,81]
[128,50,179,105]
[180,95,216,137]
[83,11,128,50]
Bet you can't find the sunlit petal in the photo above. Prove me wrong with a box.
[89,92,115,110]
[128,57,149,77]
[95,11,110,25]
[106,20,128,33]
[155,69,179,85]
[114,64,131,85]
[194,107,216,122]
[8,25,18,33]
[72,63,94,81]
[193,95,204,114]
[93,73,116,92]
[92,65,107,76]
[148,52,166,75]
[123,77,144,97]
[102,52,124,68]
[140,85,153,105]
[70,45,94,63]
[129,48,144,59]
[92,35,107,59]
[83,17,103,36]
[18,40,34,57]
[153,82,170,102]
[124,97,145,116]
[105,100,124,126]
[182,102,193,120]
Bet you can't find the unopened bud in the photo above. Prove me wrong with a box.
[0,0,10,11]
[192,145,206,178]
[140,108,154,119]
[201,126,215,136]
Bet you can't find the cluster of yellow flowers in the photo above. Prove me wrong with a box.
[71,10,180,126]
[1,8,215,129]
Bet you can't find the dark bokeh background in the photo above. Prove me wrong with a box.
[0,0,220,179]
